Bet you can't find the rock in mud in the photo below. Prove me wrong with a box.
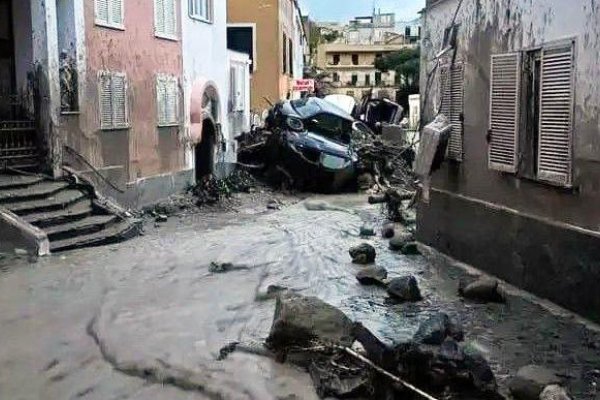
[509,365,562,400]
[154,214,168,223]
[387,275,422,302]
[309,359,371,398]
[208,262,249,274]
[460,278,505,303]
[349,243,376,264]
[413,312,463,345]
[359,225,376,237]
[540,385,571,400]
[400,242,421,255]
[266,293,355,349]
[381,224,395,239]
[357,173,375,191]
[267,199,281,210]
[463,342,497,393]
[356,266,388,286]
[389,232,414,250]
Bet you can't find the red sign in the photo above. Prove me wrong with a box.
[293,79,315,92]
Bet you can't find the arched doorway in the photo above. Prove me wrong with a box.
[194,119,215,181]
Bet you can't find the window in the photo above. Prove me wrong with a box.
[365,74,371,86]
[440,62,465,161]
[375,71,382,85]
[288,38,294,77]
[99,72,128,130]
[189,0,212,22]
[155,0,177,39]
[489,42,575,187]
[227,25,256,72]
[332,54,340,65]
[352,54,359,65]
[95,0,124,29]
[333,72,339,82]
[156,75,179,126]
[282,33,288,74]
[351,74,358,86]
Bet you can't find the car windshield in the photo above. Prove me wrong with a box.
[304,113,353,144]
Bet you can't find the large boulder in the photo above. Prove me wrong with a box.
[389,232,414,250]
[356,266,388,286]
[349,243,376,264]
[462,342,497,393]
[400,242,421,255]
[387,276,422,302]
[509,365,562,400]
[460,278,505,303]
[381,224,395,239]
[539,385,571,400]
[266,294,355,349]
[413,312,463,345]
[309,359,371,398]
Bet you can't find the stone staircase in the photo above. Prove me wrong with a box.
[0,173,139,252]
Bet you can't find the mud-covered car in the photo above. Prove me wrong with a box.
[263,97,370,192]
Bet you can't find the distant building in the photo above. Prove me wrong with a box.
[227,0,307,115]
[419,0,600,321]
[316,42,410,100]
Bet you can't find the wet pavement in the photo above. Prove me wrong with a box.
[1,193,599,400]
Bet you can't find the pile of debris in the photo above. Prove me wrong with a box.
[262,292,502,400]
[192,169,258,205]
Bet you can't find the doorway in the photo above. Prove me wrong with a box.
[194,119,215,181]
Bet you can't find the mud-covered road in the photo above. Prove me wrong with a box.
[1,194,599,400]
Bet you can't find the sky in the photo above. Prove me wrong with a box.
[298,0,425,24]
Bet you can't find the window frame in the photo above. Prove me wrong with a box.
[98,71,129,131]
[156,74,180,127]
[94,0,125,31]
[154,0,178,41]
[189,0,213,23]
[227,23,258,72]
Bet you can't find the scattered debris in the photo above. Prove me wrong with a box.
[459,278,505,303]
[349,243,376,264]
[193,170,258,205]
[413,313,464,345]
[539,384,572,400]
[509,365,562,400]
[266,199,281,210]
[389,231,414,250]
[14,248,27,256]
[154,214,168,223]
[400,242,421,255]
[359,225,375,237]
[387,275,422,302]
[208,262,250,274]
[355,266,388,286]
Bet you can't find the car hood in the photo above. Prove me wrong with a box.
[288,131,352,159]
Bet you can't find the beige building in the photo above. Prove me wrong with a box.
[316,43,410,100]
[227,0,306,115]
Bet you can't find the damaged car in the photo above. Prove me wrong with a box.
[262,97,371,192]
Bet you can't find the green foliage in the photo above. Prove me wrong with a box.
[375,47,421,91]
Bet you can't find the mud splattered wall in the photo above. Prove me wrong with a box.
[420,0,600,231]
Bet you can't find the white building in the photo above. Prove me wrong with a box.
[182,0,236,179]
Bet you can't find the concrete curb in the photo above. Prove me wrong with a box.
[0,207,50,256]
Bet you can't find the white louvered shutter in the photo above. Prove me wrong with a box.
[439,63,464,161]
[155,0,166,35]
[488,53,521,173]
[537,44,574,187]
[99,73,113,129]
[111,74,128,127]
[236,65,245,111]
[164,0,176,36]
[166,78,179,124]
[96,0,109,23]
[156,76,166,124]
[110,0,123,25]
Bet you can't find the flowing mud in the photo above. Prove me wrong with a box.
[0,194,599,399]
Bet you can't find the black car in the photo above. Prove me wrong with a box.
[264,97,370,192]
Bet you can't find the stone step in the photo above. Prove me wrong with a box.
[23,199,93,228]
[45,214,118,242]
[0,181,69,203]
[50,220,140,253]
[3,189,85,216]
[0,174,45,190]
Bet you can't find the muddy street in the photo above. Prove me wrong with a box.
[0,193,599,400]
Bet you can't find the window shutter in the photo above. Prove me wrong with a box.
[110,0,123,25]
[99,73,113,129]
[236,65,245,111]
[439,62,464,161]
[155,0,165,34]
[156,76,166,124]
[166,78,178,124]
[537,44,574,187]
[96,0,109,23]
[488,53,521,173]
[111,74,127,127]
[164,0,176,36]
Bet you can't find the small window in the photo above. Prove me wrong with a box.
[156,75,179,126]
[375,71,382,85]
[351,74,358,86]
[333,72,339,82]
[189,0,212,22]
[95,0,124,29]
[365,74,371,86]
[282,33,288,74]
[99,72,128,130]
[288,38,294,77]
[155,0,177,39]
[352,54,359,65]
[332,54,340,65]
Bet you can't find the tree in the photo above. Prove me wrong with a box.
[374,47,420,93]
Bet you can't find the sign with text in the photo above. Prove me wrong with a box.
[293,79,315,92]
